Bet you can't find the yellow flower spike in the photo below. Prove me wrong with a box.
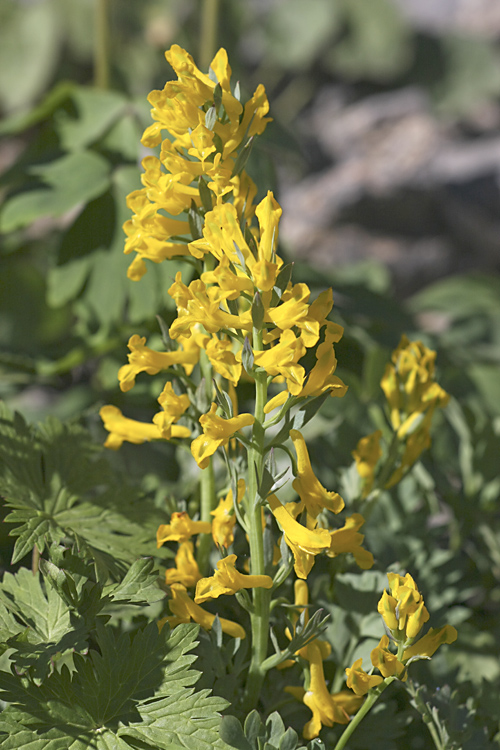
[211,479,245,548]
[403,625,458,661]
[267,494,331,580]
[205,336,243,387]
[191,403,255,469]
[162,583,246,639]
[165,542,202,588]
[370,635,405,679]
[157,511,212,547]
[253,330,306,396]
[352,430,383,498]
[118,334,200,392]
[327,513,374,570]
[345,658,383,696]
[99,405,180,450]
[194,554,273,604]
[290,429,344,519]
[152,382,191,439]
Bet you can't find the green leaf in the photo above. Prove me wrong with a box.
[0,152,111,233]
[0,623,228,750]
[220,716,253,750]
[105,558,163,606]
[0,568,86,681]
[0,405,163,572]
[56,87,129,151]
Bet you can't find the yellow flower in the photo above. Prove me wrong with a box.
[345,658,383,696]
[191,403,254,469]
[152,382,190,439]
[194,554,273,604]
[253,330,306,395]
[157,511,211,547]
[201,256,254,300]
[168,274,252,339]
[211,480,245,548]
[205,336,242,387]
[299,322,347,399]
[381,336,449,431]
[290,429,344,519]
[302,641,352,737]
[370,635,405,679]
[165,542,202,587]
[159,583,245,639]
[267,494,331,580]
[403,625,457,661]
[327,513,374,570]
[377,573,429,640]
[118,334,201,392]
[100,405,190,450]
[352,430,382,498]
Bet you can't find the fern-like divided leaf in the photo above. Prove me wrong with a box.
[0,404,163,572]
[0,621,229,750]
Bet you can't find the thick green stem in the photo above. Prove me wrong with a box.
[242,329,270,710]
[197,458,216,575]
[94,0,110,89]
[199,0,219,70]
[334,679,394,750]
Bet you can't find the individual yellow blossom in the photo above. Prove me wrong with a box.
[253,330,306,395]
[381,335,449,436]
[118,334,200,392]
[205,336,242,386]
[377,573,429,639]
[157,512,211,547]
[194,554,273,604]
[352,430,382,498]
[159,583,245,639]
[168,274,252,339]
[345,658,383,696]
[165,542,202,588]
[191,403,255,469]
[201,256,254,300]
[298,322,347,399]
[385,412,435,488]
[290,429,344,519]
[263,390,289,414]
[266,283,323,348]
[327,513,374,570]
[99,405,190,450]
[267,494,331,579]
[152,382,190,438]
[370,635,405,679]
[302,641,353,737]
[211,480,245,548]
[286,685,362,740]
[403,625,457,661]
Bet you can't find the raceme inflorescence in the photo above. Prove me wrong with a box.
[100,45,456,746]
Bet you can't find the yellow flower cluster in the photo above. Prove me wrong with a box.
[353,335,449,495]
[345,572,457,697]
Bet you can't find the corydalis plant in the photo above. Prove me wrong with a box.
[100,45,455,745]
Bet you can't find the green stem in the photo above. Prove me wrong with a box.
[199,0,220,71]
[196,457,216,575]
[242,328,270,711]
[333,679,394,750]
[94,0,110,89]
